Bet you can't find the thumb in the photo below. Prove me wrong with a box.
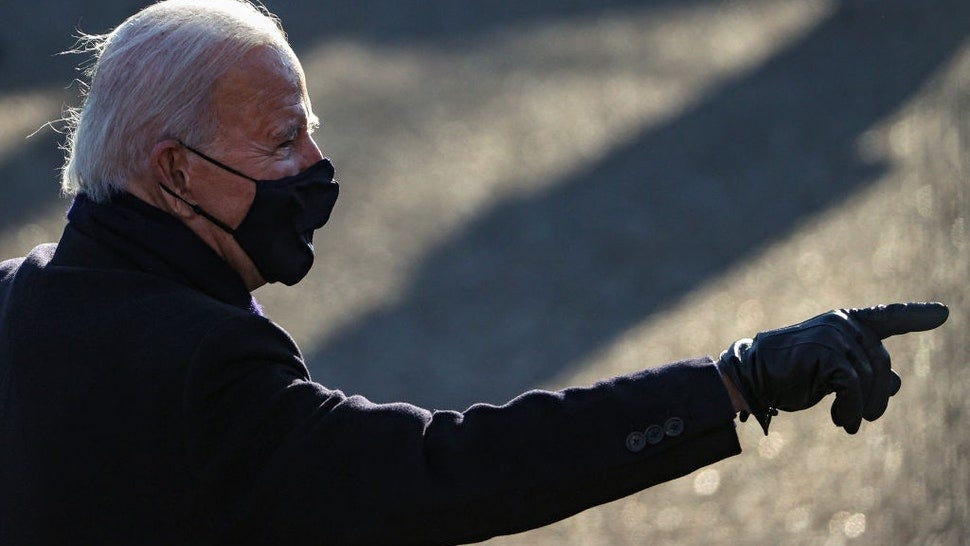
[848,302,949,340]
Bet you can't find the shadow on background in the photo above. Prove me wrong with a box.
[303,0,969,408]
[0,137,68,234]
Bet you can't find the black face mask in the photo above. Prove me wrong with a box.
[159,142,339,286]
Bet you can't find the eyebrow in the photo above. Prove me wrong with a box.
[269,112,321,141]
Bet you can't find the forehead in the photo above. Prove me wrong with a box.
[210,46,310,138]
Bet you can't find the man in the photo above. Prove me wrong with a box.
[0,1,948,544]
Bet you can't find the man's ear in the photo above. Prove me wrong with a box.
[151,139,194,219]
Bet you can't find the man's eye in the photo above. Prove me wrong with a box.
[278,140,295,150]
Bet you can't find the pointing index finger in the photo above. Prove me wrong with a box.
[848,302,949,340]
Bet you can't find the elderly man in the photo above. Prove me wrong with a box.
[0,1,948,544]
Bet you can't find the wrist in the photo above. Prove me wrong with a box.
[716,358,749,414]
[718,339,775,435]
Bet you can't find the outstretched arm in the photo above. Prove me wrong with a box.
[184,315,740,545]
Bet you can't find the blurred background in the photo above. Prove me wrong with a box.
[2,0,967,543]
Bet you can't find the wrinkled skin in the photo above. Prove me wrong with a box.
[128,46,324,290]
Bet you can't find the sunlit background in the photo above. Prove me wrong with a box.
[3,0,967,543]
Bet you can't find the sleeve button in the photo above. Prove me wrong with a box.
[645,425,665,445]
[625,431,647,453]
[664,417,685,437]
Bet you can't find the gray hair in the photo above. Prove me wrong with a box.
[61,0,300,203]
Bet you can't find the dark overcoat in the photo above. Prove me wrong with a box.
[0,193,740,545]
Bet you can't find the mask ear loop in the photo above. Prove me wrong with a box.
[157,182,237,235]
[178,140,258,183]
[155,140,257,235]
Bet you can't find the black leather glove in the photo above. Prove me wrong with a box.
[718,302,948,435]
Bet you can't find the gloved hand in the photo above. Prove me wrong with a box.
[717,302,948,435]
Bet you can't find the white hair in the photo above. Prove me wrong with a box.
[61,0,300,203]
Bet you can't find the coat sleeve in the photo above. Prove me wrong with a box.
[183,314,741,545]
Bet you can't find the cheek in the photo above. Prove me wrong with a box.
[263,159,302,180]
[264,149,312,179]
[225,182,258,228]
[196,175,257,229]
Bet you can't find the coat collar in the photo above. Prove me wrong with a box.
[60,192,262,315]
